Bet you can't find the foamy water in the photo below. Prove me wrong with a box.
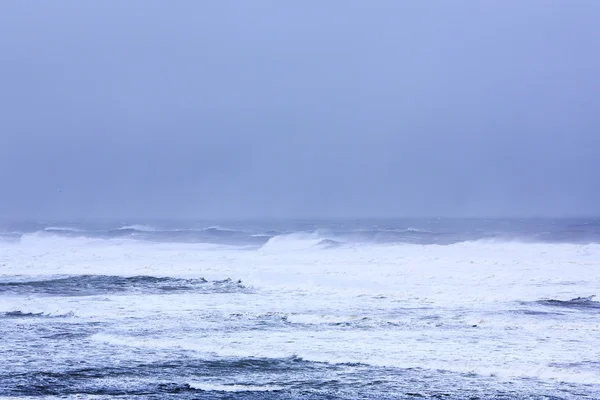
[1,219,599,398]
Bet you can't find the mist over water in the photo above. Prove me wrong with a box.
[1,1,600,219]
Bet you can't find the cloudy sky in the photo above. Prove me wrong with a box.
[1,1,599,219]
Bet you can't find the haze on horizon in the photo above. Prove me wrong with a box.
[1,1,599,220]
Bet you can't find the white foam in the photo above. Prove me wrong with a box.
[2,235,600,389]
[90,326,600,385]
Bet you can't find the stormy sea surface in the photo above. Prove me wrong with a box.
[1,218,599,399]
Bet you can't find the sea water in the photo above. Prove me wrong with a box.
[0,219,599,399]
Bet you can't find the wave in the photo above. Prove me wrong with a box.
[197,227,245,236]
[0,275,248,296]
[89,334,600,387]
[405,227,433,233]
[259,228,447,251]
[1,310,75,318]
[187,382,284,392]
[115,224,242,234]
[19,226,273,247]
[117,224,159,232]
[44,226,86,233]
[260,232,339,252]
[285,313,370,326]
[106,226,252,240]
[2,310,44,317]
[202,225,240,232]
[0,232,22,242]
[6,218,600,246]
[314,239,343,248]
[538,295,599,310]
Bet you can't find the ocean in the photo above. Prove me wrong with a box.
[0,218,599,399]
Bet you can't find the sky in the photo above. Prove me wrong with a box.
[1,1,599,219]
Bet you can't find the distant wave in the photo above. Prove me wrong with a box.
[405,227,433,233]
[7,219,600,247]
[117,224,159,232]
[198,227,242,236]
[21,225,274,247]
[0,232,23,241]
[44,226,85,233]
[202,225,240,232]
[112,225,255,239]
[117,225,241,233]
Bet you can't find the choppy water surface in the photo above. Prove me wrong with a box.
[1,219,599,399]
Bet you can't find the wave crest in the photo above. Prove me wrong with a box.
[260,232,342,252]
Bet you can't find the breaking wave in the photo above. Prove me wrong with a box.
[260,232,340,252]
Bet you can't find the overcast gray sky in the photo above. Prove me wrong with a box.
[1,1,599,219]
